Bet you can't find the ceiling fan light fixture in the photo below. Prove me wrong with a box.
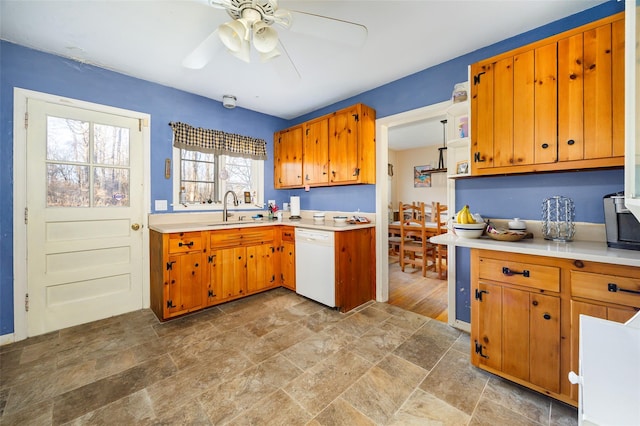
[230,39,251,62]
[218,19,249,52]
[252,22,279,54]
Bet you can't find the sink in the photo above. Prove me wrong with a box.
[207,221,259,227]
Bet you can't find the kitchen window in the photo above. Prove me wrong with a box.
[172,148,263,210]
[169,122,265,211]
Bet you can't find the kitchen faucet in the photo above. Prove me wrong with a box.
[223,190,239,222]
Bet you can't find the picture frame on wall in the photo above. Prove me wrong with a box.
[456,160,469,175]
[414,165,432,187]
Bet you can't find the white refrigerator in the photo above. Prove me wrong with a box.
[569,311,640,425]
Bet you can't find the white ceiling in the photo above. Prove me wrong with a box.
[1,0,607,149]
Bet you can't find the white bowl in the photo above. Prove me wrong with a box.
[333,216,348,224]
[453,222,485,238]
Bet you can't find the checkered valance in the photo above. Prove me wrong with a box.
[169,122,267,160]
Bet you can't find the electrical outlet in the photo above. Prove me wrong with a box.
[268,199,276,207]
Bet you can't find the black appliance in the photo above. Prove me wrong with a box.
[603,192,640,250]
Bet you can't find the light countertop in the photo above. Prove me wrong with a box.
[431,233,640,268]
[149,218,375,234]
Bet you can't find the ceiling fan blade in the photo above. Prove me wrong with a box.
[182,29,223,69]
[284,10,367,48]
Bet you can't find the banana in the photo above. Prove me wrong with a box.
[456,205,476,224]
[465,207,476,224]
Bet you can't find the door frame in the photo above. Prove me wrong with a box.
[12,88,151,342]
[375,101,469,331]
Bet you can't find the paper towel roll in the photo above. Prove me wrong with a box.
[290,196,301,218]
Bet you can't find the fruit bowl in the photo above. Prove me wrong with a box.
[453,222,485,239]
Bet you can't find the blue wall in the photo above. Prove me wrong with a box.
[0,1,625,334]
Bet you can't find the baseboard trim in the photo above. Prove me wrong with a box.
[0,333,15,347]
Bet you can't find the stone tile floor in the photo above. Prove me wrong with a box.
[0,288,578,425]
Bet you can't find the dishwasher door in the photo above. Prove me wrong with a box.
[295,228,335,307]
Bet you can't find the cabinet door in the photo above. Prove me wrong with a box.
[471,62,494,170]
[166,252,203,317]
[280,240,295,290]
[584,23,613,160]
[303,117,329,186]
[513,49,535,166]
[558,33,585,161]
[246,244,276,293]
[493,56,514,168]
[274,126,303,188]
[329,106,360,185]
[472,281,502,371]
[529,292,560,392]
[212,247,246,299]
[534,43,558,164]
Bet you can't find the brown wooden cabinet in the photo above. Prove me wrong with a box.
[470,12,624,176]
[274,103,376,189]
[151,224,375,321]
[472,254,561,394]
[335,227,375,312]
[303,116,329,186]
[273,125,303,188]
[471,248,640,406]
[278,226,296,290]
[150,230,205,320]
[208,227,278,304]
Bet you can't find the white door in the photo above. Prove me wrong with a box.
[26,99,144,336]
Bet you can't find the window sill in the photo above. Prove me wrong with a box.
[172,202,264,212]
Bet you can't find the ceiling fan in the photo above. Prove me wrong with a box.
[182,0,368,77]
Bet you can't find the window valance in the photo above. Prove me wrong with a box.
[169,122,267,160]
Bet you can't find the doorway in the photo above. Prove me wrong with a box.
[375,100,458,325]
[13,89,151,340]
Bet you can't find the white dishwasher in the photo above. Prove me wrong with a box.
[295,228,335,307]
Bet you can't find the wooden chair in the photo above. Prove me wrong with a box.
[399,201,436,276]
[431,202,448,279]
[389,201,411,260]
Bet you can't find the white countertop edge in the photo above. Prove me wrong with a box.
[149,219,375,234]
[430,233,640,267]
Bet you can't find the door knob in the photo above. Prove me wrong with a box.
[131,223,141,231]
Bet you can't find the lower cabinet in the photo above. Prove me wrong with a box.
[471,249,640,406]
[150,230,205,320]
[279,226,296,291]
[151,225,374,321]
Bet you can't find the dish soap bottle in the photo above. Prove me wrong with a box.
[179,186,187,204]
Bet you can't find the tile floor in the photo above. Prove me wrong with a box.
[0,288,578,425]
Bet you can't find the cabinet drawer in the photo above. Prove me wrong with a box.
[571,271,640,309]
[168,232,202,253]
[479,257,560,292]
[281,227,295,242]
[210,227,275,248]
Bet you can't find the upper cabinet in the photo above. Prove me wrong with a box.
[471,12,625,177]
[625,0,640,221]
[274,103,376,189]
[273,125,303,188]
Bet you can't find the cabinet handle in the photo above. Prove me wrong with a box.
[567,139,575,146]
[502,267,530,277]
[178,241,194,248]
[608,283,640,296]
[208,290,214,297]
[543,313,552,320]
[353,168,360,177]
[305,174,310,181]
[541,143,549,149]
